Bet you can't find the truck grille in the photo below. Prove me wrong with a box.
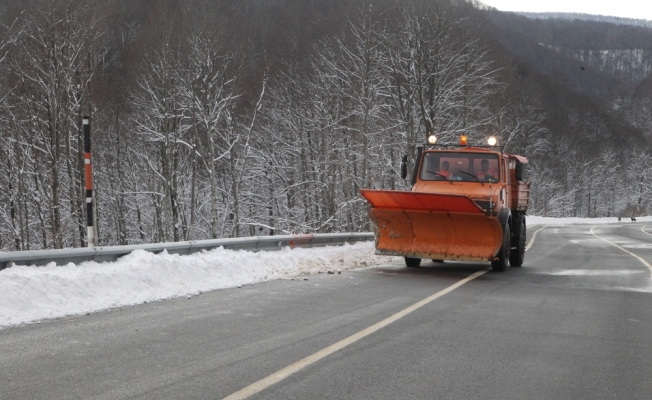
[474,200,492,211]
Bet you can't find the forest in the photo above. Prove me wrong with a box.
[0,0,651,251]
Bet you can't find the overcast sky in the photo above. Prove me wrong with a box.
[479,1,652,21]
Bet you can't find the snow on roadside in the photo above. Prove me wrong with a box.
[528,215,652,226]
[0,242,395,329]
[2,214,651,328]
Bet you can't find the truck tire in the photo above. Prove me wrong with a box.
[510,217,526,267]
[491,224,511,272]
[405,257,421,268]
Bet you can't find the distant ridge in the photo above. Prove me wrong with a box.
[466,0,491,10]
[517,12,652,29]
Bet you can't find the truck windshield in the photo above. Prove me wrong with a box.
[420,152,501,183]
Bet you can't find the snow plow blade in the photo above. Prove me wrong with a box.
[360,190,503,262]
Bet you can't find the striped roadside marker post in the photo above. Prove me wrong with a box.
[84,116,95,247]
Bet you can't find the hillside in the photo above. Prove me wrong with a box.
[483,10,652,93]
[480,8,652,132]
[517,12,652,29]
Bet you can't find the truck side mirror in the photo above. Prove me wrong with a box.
[411,146,423,186]
[515,161,524,181]
[400,155,408,179]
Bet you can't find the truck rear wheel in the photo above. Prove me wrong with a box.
[510,217,526,267]
[491,224,511,272]
[405,257,421,268]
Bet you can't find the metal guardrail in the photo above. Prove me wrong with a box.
[0,233,375,270]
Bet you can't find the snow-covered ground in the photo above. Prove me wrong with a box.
[2,215,651,329]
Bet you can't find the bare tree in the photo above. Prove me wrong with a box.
[183,33,239,238]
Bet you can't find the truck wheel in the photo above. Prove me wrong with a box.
[510,218,526,267]
[491,224,511,272]
[405,257,421,268]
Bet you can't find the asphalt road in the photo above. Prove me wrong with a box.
[1,223,652,399]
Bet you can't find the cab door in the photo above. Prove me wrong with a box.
[502,158,510,208]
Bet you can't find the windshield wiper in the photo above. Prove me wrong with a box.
[426,170,453,183]
[456,170,484,185]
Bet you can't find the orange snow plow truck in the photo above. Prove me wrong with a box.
[360,135,530,272]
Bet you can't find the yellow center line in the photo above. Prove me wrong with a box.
[222,269,488,400]
[525,226,547,252]
[590,226,652,274]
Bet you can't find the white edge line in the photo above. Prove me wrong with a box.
[590,226,652,274]
[222,269,488,400]
[642,226,652,238]
[525,226,547,252]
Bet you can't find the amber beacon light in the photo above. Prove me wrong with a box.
[460,135,468,146]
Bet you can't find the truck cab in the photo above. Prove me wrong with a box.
[412,147,528,216]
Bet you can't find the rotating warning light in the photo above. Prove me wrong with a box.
[488,136,498,146]
[427,134,438,145]
[460,135,468,146]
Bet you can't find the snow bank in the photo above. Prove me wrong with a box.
[0,242,394,328]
